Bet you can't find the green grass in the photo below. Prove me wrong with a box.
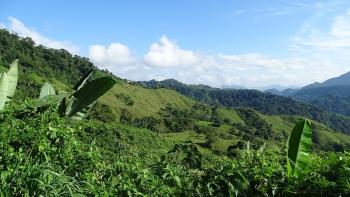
[195,120,212,126]
[262,115,295,137]
[217,108,245,125]
[160,130,207,145]
[100,83,195,119]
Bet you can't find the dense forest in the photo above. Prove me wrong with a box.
[1,29,350,196]
[265,72,350,117]
[139,79,350,134]
[292,85,350,116]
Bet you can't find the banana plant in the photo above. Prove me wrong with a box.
[286,118,312,176]
[39,82,56,98]
[73,69,94,90]
[62,76,116,120]
[0,59,19,110]
[0,73,9,109]
[37,70,116,120]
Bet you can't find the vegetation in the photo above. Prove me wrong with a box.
[293,85,350,116]
[2,104,350,196]
[0,59,18,109]
[287,119,312,176]
[267,72,350,116]
[139,79,350,135]
[2,29,350,195]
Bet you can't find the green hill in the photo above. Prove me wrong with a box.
[1,29,350,152]
[2,29,350,195]
[139,79,350,135]
[265,71,350,117]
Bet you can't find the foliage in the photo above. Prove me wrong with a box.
[287,119,313,176]
[0,72,9,109]
[62,77,116,120]
[1,105,350,196]
[39,82,56,98]
[161,104,194,132]
[2,28,350,195]
[0,59,18,109]
[140,79,350,135]
[115,93,134,106]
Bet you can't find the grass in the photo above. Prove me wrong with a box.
[217,108,245,125]
[100,82,195,119]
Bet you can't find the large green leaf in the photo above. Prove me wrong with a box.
[0,72,9,110]
[73,69,94,91]
[65,77,116,119]
[39,82,56,99]
[6,59,18,98]
[287,118,312,176]
[69,101,98,120]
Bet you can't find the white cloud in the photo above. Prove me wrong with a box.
[3,13,349,89]
[90,32,349,89]
[331,9,350,36]
[5,17,79,54]
[292,8,350,50]
[89,43,134,71]
[288,7,350,85]
[143,35,198,67]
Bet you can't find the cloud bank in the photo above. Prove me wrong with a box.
[2,13,350,89]
[89,32,347,88]
[2,17,79,54]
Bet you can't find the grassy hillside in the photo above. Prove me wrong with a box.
[1,29,349,152]
[2,106,350,196]
[99,81,195,119]
[2,29,350,195]
[292,85,350,116]
[139,79,350,135]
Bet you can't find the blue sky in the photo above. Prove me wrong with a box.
[1,0,350,88]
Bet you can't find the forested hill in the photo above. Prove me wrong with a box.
[265,71,350,116]
[0,29,115,99]
[139,79,350,134]
[1,27,350,136]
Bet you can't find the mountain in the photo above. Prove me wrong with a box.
[222,84,246,89]
[0,30,350,151]
[264,88,299,96]
[139,79,350,135]
[302,71,350,90]
[285,72,350,116]
[2,29,350,195]
[261,70,350,116]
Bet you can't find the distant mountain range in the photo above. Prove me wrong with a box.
[139,79,350,134]
[2,28,350,152]
[222,84,300,91]
[264,71,350,116]
[302,71,350,89]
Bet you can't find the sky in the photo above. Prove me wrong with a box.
[1,0,350,89]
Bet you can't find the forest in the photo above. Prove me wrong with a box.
[1,29,350,196]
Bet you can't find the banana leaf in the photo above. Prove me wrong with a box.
[6,59,18,98]
[73,69,94,91]
[39,82,56,98]
[0,73,9,109]
[65,77,116,119]
[287,118,312,176]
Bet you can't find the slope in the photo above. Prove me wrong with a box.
[139,79,350,135]
[1,29,350,152]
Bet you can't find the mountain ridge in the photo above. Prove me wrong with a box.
[139,78,350,135]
